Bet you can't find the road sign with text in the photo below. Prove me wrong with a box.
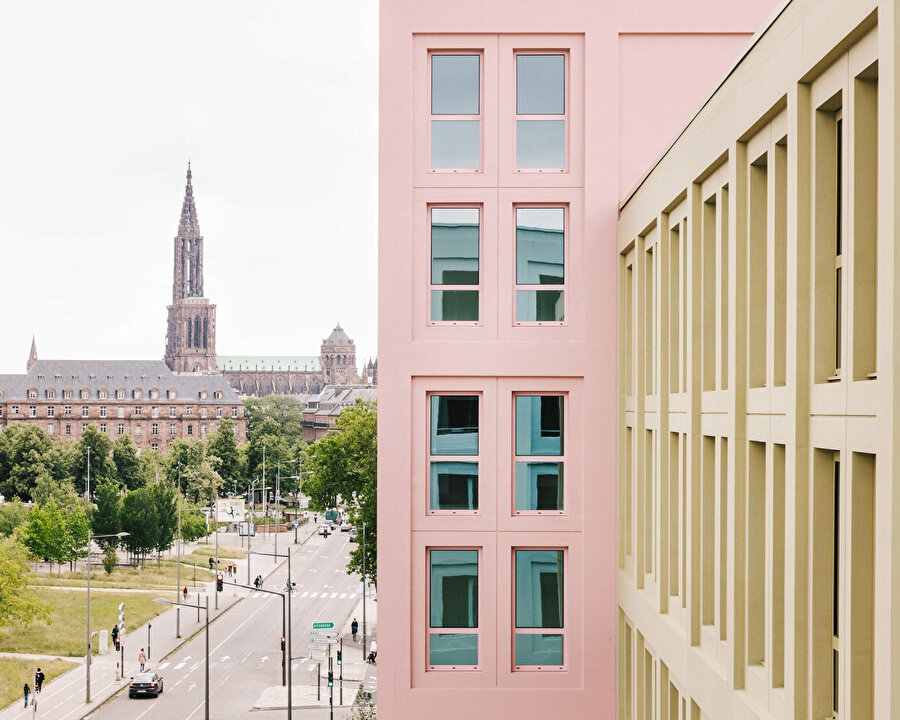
[311,629,339,638]
[309,636,338,645]
[312,622,334,629]
[308,651,327,662]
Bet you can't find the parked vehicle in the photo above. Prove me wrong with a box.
[340,521,353,532]
[129,672,164,698]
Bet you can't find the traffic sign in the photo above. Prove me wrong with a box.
[308,642,329,652]
[311,629,339,638]
[312,622,334,629]
[309,637,338,645]
[308,651,327,662]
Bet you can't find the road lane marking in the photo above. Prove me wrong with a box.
[310,592,319,598]
[184,700,205,720]
[340,593,347,598]
[330,593,338,598]
[157,662,170,669]
[174,662,186,669]
[301,591,309,597]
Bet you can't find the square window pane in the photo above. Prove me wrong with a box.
[517,120,565,170]
[430,461,479,510]
[516,54,565,115]
[431,208,479,285]
[432,55,479,115]
[516,208,564,284]
[430,550,478,628]
[515,396,563,455]
[431,291,479,322]
[516,550,564,628]
[516,290,565,322]
[515,462,564,510]
[430,633,478,666]
[432,120,480,169]
[515,634,563,666]
[430,396,478,455]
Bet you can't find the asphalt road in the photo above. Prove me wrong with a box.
[86,530,369,720]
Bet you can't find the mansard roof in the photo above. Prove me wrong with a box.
[0,359,241,404]
[216,356,322,372]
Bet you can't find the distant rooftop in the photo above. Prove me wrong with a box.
[216,356,322,372]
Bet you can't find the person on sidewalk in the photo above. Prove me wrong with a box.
[183,586,188,600]
[23,683,30,708]
[138,649,147,672]
[34,667,44,693]
[351,618,359,642]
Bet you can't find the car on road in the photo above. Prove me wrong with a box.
[340,521,353,532]
[129,672,164,698]
[348,527,358,542]
[318,523,332,536]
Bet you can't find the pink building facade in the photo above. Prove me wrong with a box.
[378,1,780,717]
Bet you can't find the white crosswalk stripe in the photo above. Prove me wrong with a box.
[301,591,309,598]
[157,662,170,670]
[330,592,338,598]
[339,593,347,598]
[311,592,319,598]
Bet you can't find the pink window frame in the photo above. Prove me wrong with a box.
[426,546,481,671]
[512,392,567,516]
[427,391,481,516]
[429,50,484,173]
[513,50,569,173]
[512,546,567,672]
[428,204,482,326]
[513,203,568,327]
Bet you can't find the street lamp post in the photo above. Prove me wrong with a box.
[223,579,293,719]
[176,462,182,638]
[362,522,367,660]
[156,598,209,720]
[249,549,292,689]
[86,531,129,704]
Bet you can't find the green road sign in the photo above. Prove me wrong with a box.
[312,622,334,629]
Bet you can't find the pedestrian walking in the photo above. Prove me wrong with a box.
[351,618,359,642]
[23,683,30,708]
[34,667,44,693]
[138,649,147,672]
[183,586,188,600]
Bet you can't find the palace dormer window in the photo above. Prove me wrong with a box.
[199,390,208,400]
[133,389,143,400]
[80,389,90,400]
[168,389,177,400]
[28,388,37,399]
[214,391,223,400]
[45,389,55,399]
[150,389,159,400]
[98,389,108,400]
[63,389,73,400]
[116,389,125,400]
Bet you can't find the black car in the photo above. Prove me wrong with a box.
[129,672,164,698]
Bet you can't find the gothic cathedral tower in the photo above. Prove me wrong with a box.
[164,163,217,373]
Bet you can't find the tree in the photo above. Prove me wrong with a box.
[164,439,208,502]
[0,536,51,628]
[242,395,306,445]
[73,426,115,495]
[21,502,68,573]
[180,509,209,543]
[112,435,143,490]
[303,401,377,584]
[92,482,122,549]
[149,481,178,561]
[0,500,29,537]
[31,472,80,508]
[138,448,165,486]
[120,488,159,565]
[208,418,241,492]
[247,419,293,497]
[0,424,53,501]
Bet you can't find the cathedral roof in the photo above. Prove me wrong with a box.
[0,359,240,404]
[323,324,353,347]
[216,356,322,372]
[177,161,201,238]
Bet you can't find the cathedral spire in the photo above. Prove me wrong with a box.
[178,160,200,238]
[27,335,38,372]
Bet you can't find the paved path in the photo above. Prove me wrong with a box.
[0,522,319,720]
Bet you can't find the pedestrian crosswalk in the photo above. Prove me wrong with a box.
[247,588,355,600]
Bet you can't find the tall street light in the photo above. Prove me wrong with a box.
[86,531,129,704]
[176,461,182,638]
[156,597,209,720]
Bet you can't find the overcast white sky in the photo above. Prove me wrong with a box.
[0,1,378,374]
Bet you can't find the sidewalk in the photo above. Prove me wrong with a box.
[254,585,378,712]
[0,521,317,720]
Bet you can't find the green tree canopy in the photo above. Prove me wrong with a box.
[149,481,178,559]
[92,482,122,548]
[208,418,241,492]
[73,426,115,495]
[0,424,53,500]
[120,488,159,564]
[243,395,306,445]
[0,500,29,537]
[112,435,143,490]
[0,536,51,628]
[303,401,377,584]
[21,500,89,573]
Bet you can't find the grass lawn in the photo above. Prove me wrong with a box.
[0,589,169,657]
[0,657,77,710]
[190,545,246,560]
[29,559,215,591]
